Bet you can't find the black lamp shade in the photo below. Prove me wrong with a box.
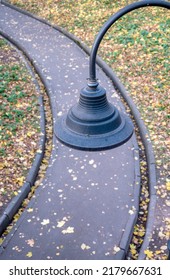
[55,84,133,150]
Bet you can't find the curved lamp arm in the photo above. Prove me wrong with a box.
[89,0,170,85]
[55,0,169,150]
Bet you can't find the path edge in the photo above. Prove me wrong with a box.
[0,31,46,236]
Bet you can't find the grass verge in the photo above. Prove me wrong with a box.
[0,37,40,214]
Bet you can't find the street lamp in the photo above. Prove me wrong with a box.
[55,0,170,151]
[168,240,170,260]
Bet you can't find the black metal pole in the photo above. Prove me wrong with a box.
[89,0,170,85]
[168,240,170,260]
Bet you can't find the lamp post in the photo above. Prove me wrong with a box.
[168,240,170,260]
[55,0,170,151]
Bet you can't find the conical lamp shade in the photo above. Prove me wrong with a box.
[55,84,133,151]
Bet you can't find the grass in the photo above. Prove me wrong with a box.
[0,37,40,213]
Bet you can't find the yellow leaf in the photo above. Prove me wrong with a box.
[130,244,137,255]
[16,103,23,108]
[138,231,145,237]
[133,231,138,236]
[13,213,20,222]
[166,181,170,191]
[0,238,3,245]
[131,248,137,255]
[26,251,32,258]
[0,163,4,170]
[16,176,25,186]
[155,250,162,255]
[27,131,35,137]
[130,244,136,249]
[144,249,153,259]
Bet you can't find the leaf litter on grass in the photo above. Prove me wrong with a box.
[0,36,53,242]
[0,37,42,214]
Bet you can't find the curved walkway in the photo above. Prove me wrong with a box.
[0,3,141,259]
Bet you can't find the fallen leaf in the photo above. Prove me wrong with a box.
[62,227,74,234]
[26,239,35,247]
[113,245,120,253]
[26,251,33,258]
[57,220,66,228]
[27,208,34,213]
[160,245,167,251]
[15,176,25,186]
[0,163,4,170]
[138,231,145,237]
[81,243,91,250]
[131,248,137,255]
[144,249,153,259]
[165,200,170,207]
[155,250,162,255]
[41,219,50,225]
[166,181,170,191]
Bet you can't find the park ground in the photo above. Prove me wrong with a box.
[0,0,169,259]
